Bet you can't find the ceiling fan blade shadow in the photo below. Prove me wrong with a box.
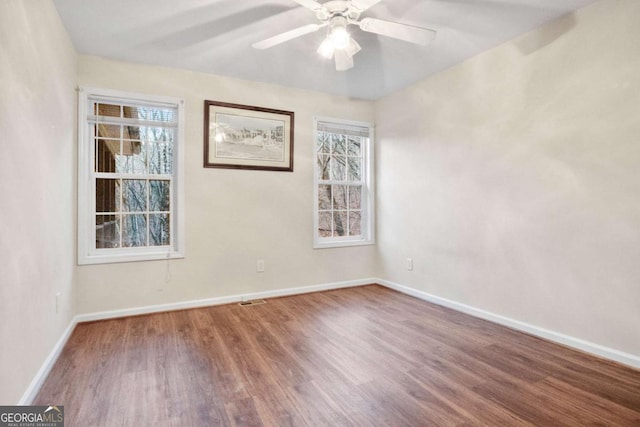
[140,4,296,50]
[359,18,436,45]
[426,0,551,22]
[350,0,383,12]
[292,0,325,11]
[253,24,324,49]
[375,0,424,19]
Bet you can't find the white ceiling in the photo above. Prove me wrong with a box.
[53,0,597,100]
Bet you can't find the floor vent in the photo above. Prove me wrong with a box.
[238,299,267,307]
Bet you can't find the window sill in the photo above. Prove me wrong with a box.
[78,250,184,265]
[313,239,375,250]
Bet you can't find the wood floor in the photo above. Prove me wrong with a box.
[35,285,640,426]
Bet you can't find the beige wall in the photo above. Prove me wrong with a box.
[375,0,640,356]
[0,1,77,403]
[76,56,377,314]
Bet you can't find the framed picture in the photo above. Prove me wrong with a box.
[204,100,294,172]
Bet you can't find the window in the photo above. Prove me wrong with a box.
[313,117,374,248]
[77,87,185,264]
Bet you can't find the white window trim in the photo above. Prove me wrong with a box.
[313,116,375,249]
[77,86,185,265]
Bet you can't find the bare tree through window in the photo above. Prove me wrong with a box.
[315,119,370,245]
[94,104,174,249]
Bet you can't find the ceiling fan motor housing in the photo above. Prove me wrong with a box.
[316,1,362,22]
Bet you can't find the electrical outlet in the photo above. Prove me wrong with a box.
[257,259,265,273]
[406,258,413,271]
[55,292,61,314]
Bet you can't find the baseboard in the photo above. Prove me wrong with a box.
[377,279,640,370]
[18,319,78,405]
[75,278,376,323]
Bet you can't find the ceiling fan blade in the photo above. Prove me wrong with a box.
[291,0,325,11]
[252,24,323,49]
[359,18,436,45]
[334,49,354,71]
[350,0,383,12]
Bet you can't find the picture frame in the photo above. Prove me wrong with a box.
[204,100,294,172]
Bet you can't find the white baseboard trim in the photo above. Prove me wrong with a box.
[75,278,376,323]
[377,279,640,370]
[19,319,78,405]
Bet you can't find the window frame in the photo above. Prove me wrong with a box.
[77,86,185,265]
[313,116,375,249]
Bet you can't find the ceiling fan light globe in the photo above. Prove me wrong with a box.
[329,26,350,50]
[317,38,335,58]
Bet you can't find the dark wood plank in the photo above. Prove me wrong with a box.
[34,285,640,426]
[405,360,534,426]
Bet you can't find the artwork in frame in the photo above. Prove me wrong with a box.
[204,100,294,172]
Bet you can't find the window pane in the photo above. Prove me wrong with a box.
[96,103,121,117]
[150,214,170,246]
[349,185,362,209]
[96,139,119,173]
[150,180,170,212]
[149,140,173,175]
[123,125,141,140]
[330,156,346,181]
[317,155,330,180]
[349,211,361,236]
[142,126,174,143]
[332,185,347,210]
[333,211,347,237]
[96,178,120,213]
[318,185,331,210]
[125,106,176,122]
[331,135,346,155]
[118,141,146,174]
[348,137,361,156]
[96,215,120,248]
[122,180,147,212]
[348,157,361,181]
[317,133,330,153]
[122,106,139,120]
[318,212,332,237]
[96,124,120,139]
[122,214,147,247]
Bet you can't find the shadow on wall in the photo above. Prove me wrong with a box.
[514,12,576,55]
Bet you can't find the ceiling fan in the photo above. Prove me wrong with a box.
[252,0,436,71]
